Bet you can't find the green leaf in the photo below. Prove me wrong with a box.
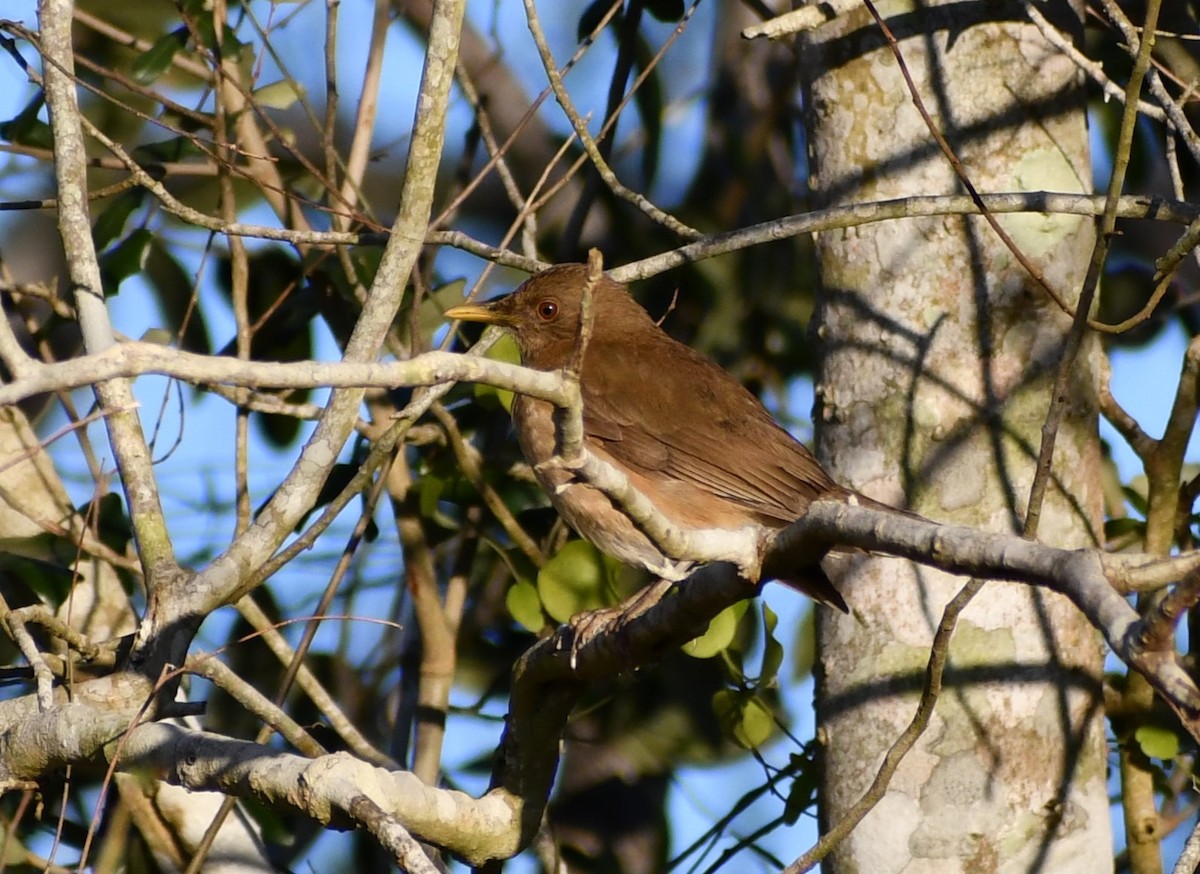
[239,795,292,846]
[1123,478,1148,515]
[506,579,545,633]
[254,81,302,111]
[792,604,817,681]
[577,0,617,42]
[417,475,459,530]
[631,37,663,187]
[79,493,134,556]
[0,93,52,149]
[419,475,445,519]
[1104,517,1145,539]
[475,333,521,413]
[682,599,750,658]
[783,754,819,824]
[131,27,189,85]
[737,696,774,748]
[712,689,739,729]
[99,229,155,292]
[1135,724,1179,761]
[92,188,147,251]
[144,239,210,354]
[0,553,78,606]
[139,328,174,345]
[645,0,684,21]
[191,15,244,58]
[760,603,783,683]
[537,540,610,622]
[712,689,774,749]
[419,279,468,340]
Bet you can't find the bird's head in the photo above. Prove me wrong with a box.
[445,263,652,369]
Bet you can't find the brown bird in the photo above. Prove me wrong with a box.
[446,264,892,612]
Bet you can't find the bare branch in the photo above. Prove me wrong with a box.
[115,722,522,865]
[0,342,570,409]
[520,0,701,240]
[40,0,179,588]
[774,502,1200,723]
[613,192,1197,284]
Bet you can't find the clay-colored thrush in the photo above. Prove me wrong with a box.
[446,264,896,611]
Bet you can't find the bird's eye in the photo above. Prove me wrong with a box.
[535,299,559,321]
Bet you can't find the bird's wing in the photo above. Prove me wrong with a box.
[580,334,838,524]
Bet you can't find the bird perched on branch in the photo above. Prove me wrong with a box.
[446,263,904,612]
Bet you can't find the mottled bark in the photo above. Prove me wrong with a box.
[804,1,1111,870]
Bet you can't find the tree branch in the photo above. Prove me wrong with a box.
[114,722,522,865]
[40,0,180,593]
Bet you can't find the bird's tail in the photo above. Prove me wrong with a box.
[776,566,850,613]
[772,488,924,612]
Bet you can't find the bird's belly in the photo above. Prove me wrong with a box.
[549,481,674,568]
[512,396,755,576]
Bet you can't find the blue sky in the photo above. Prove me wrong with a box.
[1,0,1197,869]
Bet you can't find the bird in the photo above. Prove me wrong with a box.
[446,263,899,612]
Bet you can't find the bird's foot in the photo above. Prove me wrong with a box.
[649,558,694,582]
[537,456,582,480]
[564,577,677,669]
[564,605,626,669]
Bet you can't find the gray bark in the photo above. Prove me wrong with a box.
[803,1,1111,870]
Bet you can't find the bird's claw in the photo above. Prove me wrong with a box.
[562,577,678,670]
[564,605,628,669]
[536,455,584,476]
[651,559,694,582]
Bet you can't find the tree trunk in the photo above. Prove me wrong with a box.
[803,1,1111,869]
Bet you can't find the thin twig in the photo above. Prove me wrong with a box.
[1025,0,1162,536]
[234,598,397,767]
[786,578,985,873]
[348,796,440,873]
[862,0,1090,330]
[428,0,624,230]
[520,0,701,240]
[610,191,1196,285]
[431,404,545,565]
[1022,2,1165,122]
[40,0,180,588]
[454,65,540,258]
[0,596,56,710]
[1138,570,1200,653]
[1175,814,1200,874]
[186,655,327,758]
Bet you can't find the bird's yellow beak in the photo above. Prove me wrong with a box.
[444,300,515,327]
